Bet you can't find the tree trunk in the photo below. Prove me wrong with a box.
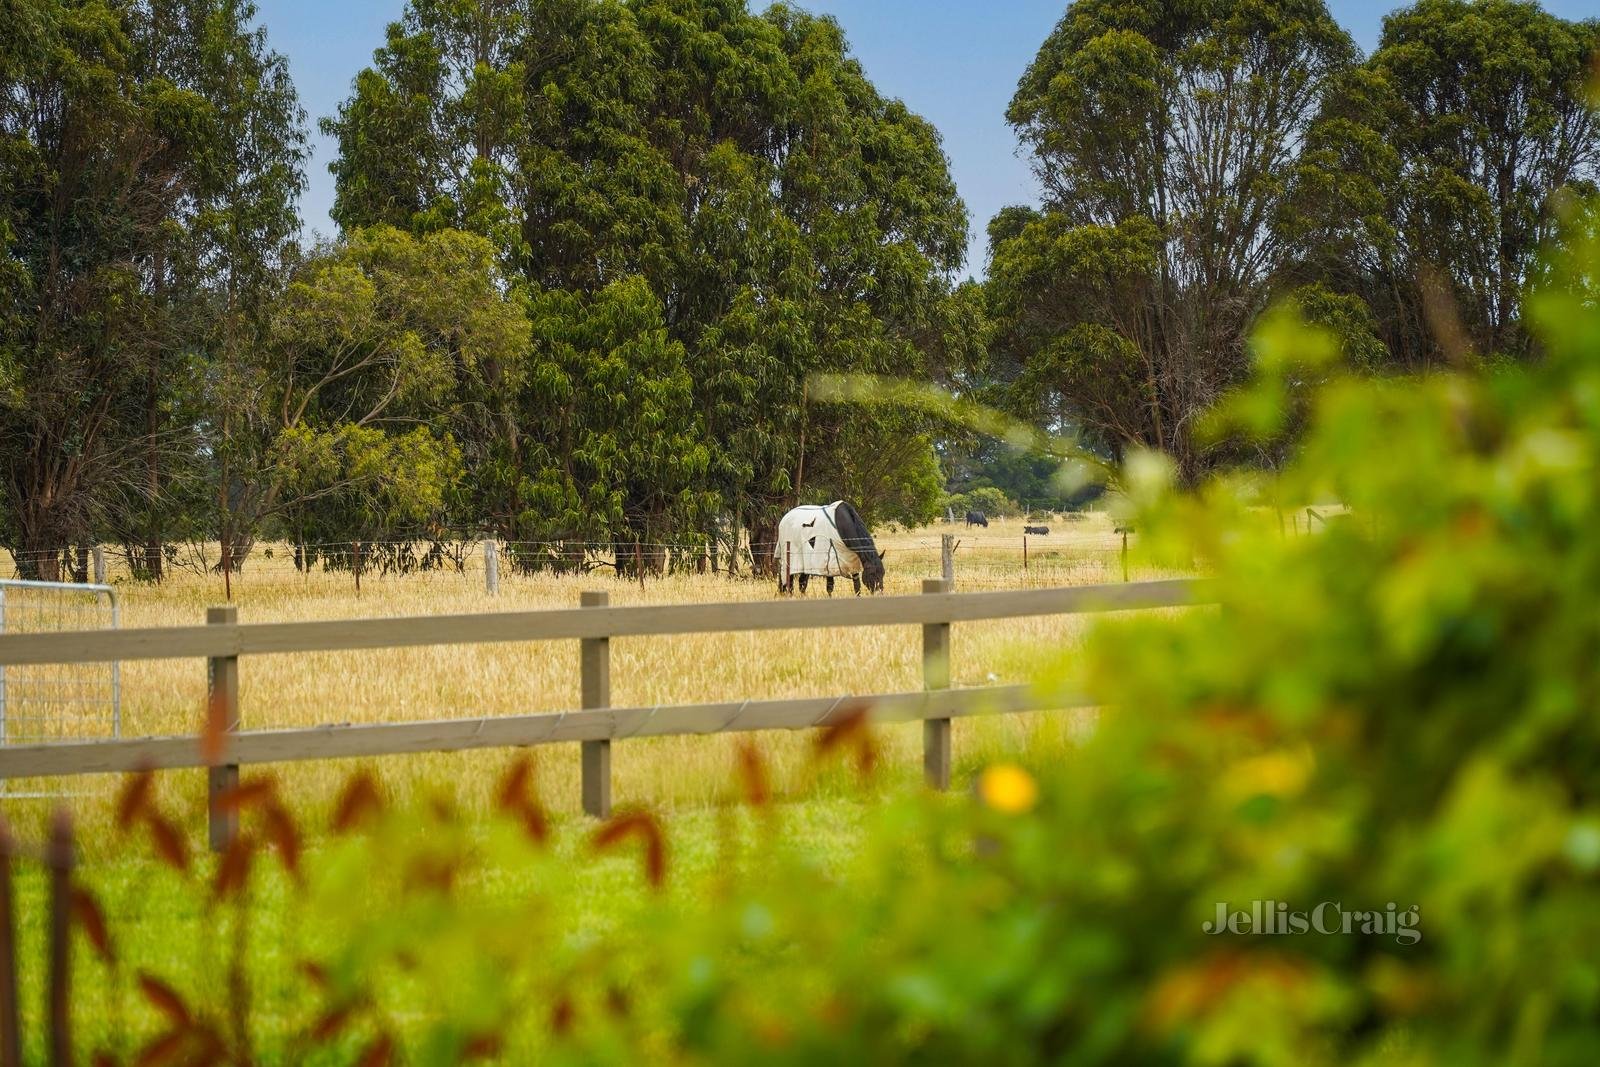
[750,515,778,578]
[144,249,165,583]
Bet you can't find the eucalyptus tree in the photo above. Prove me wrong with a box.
[989,0,1357,478]
[250,226,530,555]
[0,0,305,578]
[326,0,968,549]
[1290,0,1600,366]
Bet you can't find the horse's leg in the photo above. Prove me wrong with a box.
[852,575,861,596]
[826,576,835,597]
[798,573,809,595]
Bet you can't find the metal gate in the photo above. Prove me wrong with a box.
[0,580,122,751]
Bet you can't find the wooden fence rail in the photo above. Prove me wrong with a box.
[0,578,1214,847]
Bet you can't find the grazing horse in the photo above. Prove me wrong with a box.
[965,510,988,528]
[774,500,887,596]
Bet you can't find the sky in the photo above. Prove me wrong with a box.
[254,0,1596,277]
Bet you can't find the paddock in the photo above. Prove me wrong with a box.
[0,515,1202,846]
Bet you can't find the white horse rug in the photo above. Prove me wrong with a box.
[774,502,862,581]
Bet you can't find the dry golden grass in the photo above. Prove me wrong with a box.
[5,514,1174,847]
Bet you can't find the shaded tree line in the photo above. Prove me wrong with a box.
[321,0,972,560]
[2,0,971,579]
[988,0,1599,478]
[2,0,1595,579]
[1,0,305,579]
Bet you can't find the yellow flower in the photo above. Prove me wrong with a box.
[979,764,1038,814]
[1221,748,1314,801]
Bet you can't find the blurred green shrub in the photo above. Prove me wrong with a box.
[560,197,1600,1064]
[944,486,1021,519]
[53,201,1600,1065]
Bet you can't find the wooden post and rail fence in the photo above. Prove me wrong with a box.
[0,579,1213,849]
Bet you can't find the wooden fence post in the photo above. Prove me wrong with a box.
[91,546,106,585]
[922,579,951,790]
[1022,535,1029,574]
[0,821,19,1067]
[207,605,240,852]
[46,810,71,1067]
[580,591,611,818]
[941,534,955,590]
[484,539,500,597]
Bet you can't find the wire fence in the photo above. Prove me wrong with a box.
[1,523,1150,594]
[0,580,121,802]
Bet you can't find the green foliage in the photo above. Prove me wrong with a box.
[945,485,1021,520]
[942,439,1104,513]
[990,0,1600,480]
[61,201,1600,1066]
[990,0,1358,479]
[801,408,945,529]
[1290,0,1600,365]
[0,0,305,576]
[618,198,1600,1062]
[324,0,970,542]
[516,277,713,541]
[260,226,529,547]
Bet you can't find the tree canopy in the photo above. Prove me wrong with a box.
[988,0,1359,479]
[1290,0,1600,365]
[3,0,1596,569]
[0,0,306,578]
[990,0,1600,481]
[324,0,969,546]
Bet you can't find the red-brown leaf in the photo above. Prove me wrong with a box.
[332,773,383,833]
[310,1004,353,1042]
[298,960,329,988]
[549,995,575,1035]
[737,740,770,808]
[131,1030,187,1067]
[496,756,533,813]
[71,887,115,963]
[116,771,155,832]
[516,799,550,844]
[145,813,190,873]
[814,703,878,777]
[814,703,870,755]
[462,1033,503,1059]
[214,778,275,813]
[495,756,550,844]
[355,1032,393,1067]
[261,801,301,878]
[92,1050,120,1067]
[591,811,668,889]
[200,691,230,765]
[212,836,254,901]
[136,973,191,1027]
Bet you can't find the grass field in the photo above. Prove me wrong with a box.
[3,514,1159,847]
[1,514,1179,1059]
[9,795,896,1061]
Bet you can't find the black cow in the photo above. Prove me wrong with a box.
[965,510,988,528]
[1024,525,1049,535]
